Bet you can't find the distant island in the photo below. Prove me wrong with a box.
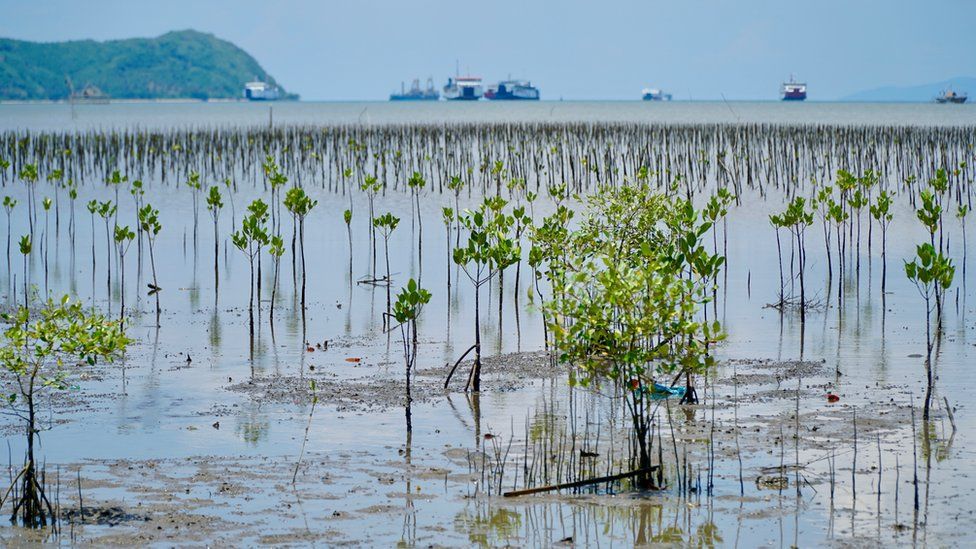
[842,76,975,102]
[0,29,296,101]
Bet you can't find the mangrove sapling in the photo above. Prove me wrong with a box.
[128,181,146,268]
[905,243,955,420]
[448,197,520,392]
[0,296,130,528]
[545,183,723,484]
[770,213,787,304]
[245,200,270,316]
[114,225,135,322]
[956,204,968,281]
[373,212,400,321]
[870,189,894,295]
[828,200,849,305]
[915,188,946,329]
[67,182,78,247]
[815,186,835,284]
[46,170,62,236]
[41,197,51,296]
[19,164,38,238]
[785,196,815,314]
[268,235,285,330]
[441,207,454,290]
[97,201,117,306]
[283,187,317,314]
[4,196,17,279]
[18,235,30,307]
[231,200,270,338]
[447,176,464,246]
[206,185,224,292]
[105,170,126,226]
[848,185,869,281]
[86,199,98,293]
[138,205,163,326]
[262,156,288,235]
[407,171,425,235]
[223,178,236,228]
[344,209,353,275]
[361,175,382,276]
[390,279,432,432]
[185,171,202,242]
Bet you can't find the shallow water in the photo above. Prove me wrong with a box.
[0,102,974,546]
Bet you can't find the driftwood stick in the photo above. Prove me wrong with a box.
[444,343,478,389]
[943,396,957,432]
[503,467,658,498]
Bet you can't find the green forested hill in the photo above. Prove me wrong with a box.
[0,29,293,100]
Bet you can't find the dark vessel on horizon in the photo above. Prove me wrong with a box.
[390,78,439,101]
[781,75,807,101]
[641,88,672,101]
[484,79,540,100]
[935,88,968,104]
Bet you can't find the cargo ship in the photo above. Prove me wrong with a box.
[243,79,281,101]
[781,75,807,101]
[935,88,968,104]
[484,79,540,100]
[443,76,483,101]
[641,88,672,101]
[390,78,439,101]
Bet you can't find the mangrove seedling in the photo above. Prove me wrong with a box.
[138,204,163,326]
[283,187,317,313]
[373,212,400,319]
[870,189,894,295]
[268,234,285,329]
[4,196,17,270]
[904,243,954,420]
[231,200,270,337]
[97,200,117,303]
[114,225,135,322]
[360,174,382,275]
[18,234,30,307]
[441,207,454,290]
[185,171,202,241]
[19,164,38,237]
[0,296,130,528]
[344,208,353,274]
[206,185,224,291]
[390,278,431,432]
[449,197,520,392]
[41,197,52,295]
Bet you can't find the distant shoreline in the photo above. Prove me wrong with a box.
[0,98,295,105]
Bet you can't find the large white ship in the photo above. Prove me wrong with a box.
[443,76,483,101]
[243,79,280,101]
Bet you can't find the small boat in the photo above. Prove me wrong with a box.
[443,76,483,101]
[935,88,968,104]
[641,88,672,101]
[485,79,540,100]
[390,78,439,101]
[781,75,807,101]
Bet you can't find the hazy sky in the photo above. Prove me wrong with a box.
[2,0,974,101]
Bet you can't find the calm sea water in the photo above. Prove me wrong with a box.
[1,100,976,131]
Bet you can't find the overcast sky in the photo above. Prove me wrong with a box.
[2,0,974,101]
